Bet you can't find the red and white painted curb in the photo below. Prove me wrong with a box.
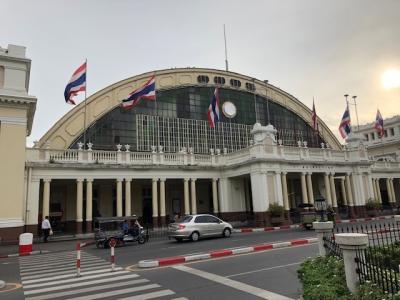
[0,250,50,258]
[138,237,318,268]
[336,215,394,224]
[234,224,302,233]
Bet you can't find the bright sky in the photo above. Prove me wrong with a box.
[1,0,399,146]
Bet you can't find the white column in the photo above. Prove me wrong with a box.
[352,173,366,206]
[86,179,93,222]
[330,174,338,208]
[301,173,309,205]
[281,172,289,211]
[191,178,197,214]
[26,178,40,226]
[116,179,123,217]
[367,174,374,200]
[390,178,396,203]
[386,178,393,203]
[372,178,377,200]
[160,178,166,217]
[345,174,354,206]
[76,179,83,222]
[212,178,219,214]
[376,178,382,203]
[42,178,51,219]
[340,178,347,205]
[324,173,332,206]
[250,172,269,212]
[125,179,132,217]
[184,178,190,215]
[274,171,284,206]
[218,178,230,213]
[306,173,314,205]
[152,178,159,218]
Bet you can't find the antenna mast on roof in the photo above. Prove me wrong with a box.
[224,24,229,71]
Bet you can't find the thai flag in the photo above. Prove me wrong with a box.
[338,105,351,139]
[64,62,86,105]
[122,75,156,109]
[207,87,220,128]
[311,99,318,132]
[375,109,384,138]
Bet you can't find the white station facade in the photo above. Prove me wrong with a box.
[1,44,400,242]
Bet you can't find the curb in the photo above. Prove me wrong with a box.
[138,237,318,268]
[233,224,302,233]
[0,250,50,259]
[336,215,394,224]
[0,240,95,259]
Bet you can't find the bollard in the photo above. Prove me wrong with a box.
[76,242,81,277]
[312,221,334,256]
[335,233,368,294]
[111,245,115,272]
[19,233,33,255]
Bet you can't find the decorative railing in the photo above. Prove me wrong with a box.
[25,142,399,170]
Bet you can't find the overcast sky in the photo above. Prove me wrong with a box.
[1,0,399,145]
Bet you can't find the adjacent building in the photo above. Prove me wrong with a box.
[1,44,399,242]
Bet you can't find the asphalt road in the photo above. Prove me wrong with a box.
[84,228,317,266]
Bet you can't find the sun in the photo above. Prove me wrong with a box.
[381,69,400,89]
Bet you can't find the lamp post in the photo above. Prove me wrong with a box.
[314,196,327,222]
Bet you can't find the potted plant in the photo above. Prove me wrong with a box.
[268,203,284,226]
[365,198,380,217]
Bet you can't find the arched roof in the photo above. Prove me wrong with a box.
[38,68,341,150]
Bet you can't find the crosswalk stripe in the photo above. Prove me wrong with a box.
[117,290,176,300]
[65,284,161,300]
[22,268,125,284]
[21,264,112,279]
[20,256,98,267]
[24,278,149,300]
[19,252,78,262]
[24,274,141,295]
[21,261,111,276]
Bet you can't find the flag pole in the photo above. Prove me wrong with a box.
[83,58,87,150]
[224,24,229,71]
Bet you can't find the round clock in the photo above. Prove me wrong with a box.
[222,101,237,119]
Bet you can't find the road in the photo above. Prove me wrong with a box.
[1,219,395,299]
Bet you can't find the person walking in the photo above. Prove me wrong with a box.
[41,216,52,243]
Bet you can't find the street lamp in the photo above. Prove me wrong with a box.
[314,196,327,222]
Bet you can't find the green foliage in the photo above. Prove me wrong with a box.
[298,256,352,300]
[268,203,284,217]
[365,198,381,210]
[366,241,400,271]
[355,281,385,300]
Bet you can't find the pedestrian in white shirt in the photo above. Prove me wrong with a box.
[41,216,52,243]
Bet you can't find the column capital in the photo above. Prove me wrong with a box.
[76,178,84,182]
[152,178,159,183]
[346,172,352,176]
[212,178,219,182]
[281,171,288,175]
[31,177,41,183]
[86,178,94,183]
[159,178,166,182]
[274,170,282,175]
[324,172,330,176]
[116,178,124,182]
[43,178,52,183]
[301,172,307,176]
[125,178,132,182]
[191,178,197,182]
[307,172,312,176]
[184,178,190,182]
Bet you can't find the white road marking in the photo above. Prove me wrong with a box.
[117,289,176,300]
[20,256,98,267]
[64,283,161,300]
[226,262,302,278]
[171,298,189,300]
[24,274,140,295]
[174,265,293,300]
[22,268,125,284]
[24,278,149,300]
[21,264,113,280]
[21,261,110,276]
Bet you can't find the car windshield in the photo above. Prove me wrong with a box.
[178,216,193,223]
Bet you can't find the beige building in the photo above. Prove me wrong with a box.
[1,44,400,242]
[354,115,400,161]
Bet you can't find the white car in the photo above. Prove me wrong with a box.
[168,214,233,242]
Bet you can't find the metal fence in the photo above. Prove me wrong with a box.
[324,221,400,297]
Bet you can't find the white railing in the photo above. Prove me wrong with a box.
[25,144,399,171]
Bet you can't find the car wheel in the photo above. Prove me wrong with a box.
[223,228,231,238]
[138,236,145,244]
[175,238,183,242]
[190,232,199,242]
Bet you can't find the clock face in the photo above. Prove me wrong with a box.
[222,101,237,118]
